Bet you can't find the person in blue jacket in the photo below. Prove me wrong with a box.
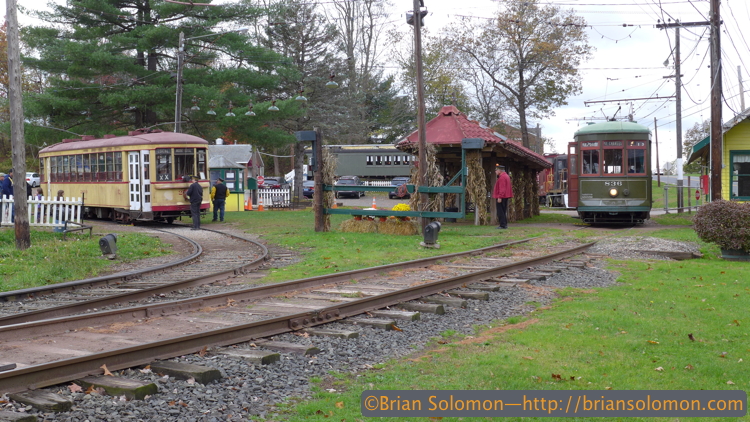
[184,175,203,230]
[1,169,15,222]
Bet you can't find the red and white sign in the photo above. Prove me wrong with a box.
[256,175,265,186]
[696,189,701,200]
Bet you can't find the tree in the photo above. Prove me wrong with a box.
[20,0,297,143]
[450,0,592,150]
[683,119,709,173]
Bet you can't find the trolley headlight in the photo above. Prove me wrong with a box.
[609,188,618,197]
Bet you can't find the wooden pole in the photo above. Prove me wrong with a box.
[413,0,428,232]
[709,0,722,200]
[7,0,30,249]
[313,128,325,232]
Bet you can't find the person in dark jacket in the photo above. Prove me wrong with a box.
[492,164,513,229]
[210,177,228,222]
[1,169,15,222]
[184,175,203,230]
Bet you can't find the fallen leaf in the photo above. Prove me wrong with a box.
[119,395,127,402]
[733,320,741,326]
[688,333,695,341]
[327,388,337,393]
[522,356,534,360]
[100,364,113,376]
[551,374,562,380]
[391,324,403,332]
[647,340,659,344]
[85,385,95,394]
[685,364,695,370]
[655,367,664,371]
[720,352,728,358]
[605,387,612,390]
[335,401,345,409]
[198,346,208,357]
[169,400,176,406]
[186,377,195,385]
[727,380,735,385]
[179,400,188,407]
[429,418,443,421]
[139,368,152,374]
[68,384,83,393]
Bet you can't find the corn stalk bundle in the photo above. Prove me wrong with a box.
[409,143,444,213]
[508,165,526,223]
[530,173,540,216]
[322,148,337,231]
[467,150,490,224]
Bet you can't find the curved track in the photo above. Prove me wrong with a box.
[0,226,269,324]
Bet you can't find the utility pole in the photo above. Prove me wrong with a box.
[740,66,745,112]
[657,20,711,206]
[7,0,30,249]
[174,32,185,133]
[710,0,722,201]
[412,0,428,232]
[313,128,325,232]
[675,25,684,212]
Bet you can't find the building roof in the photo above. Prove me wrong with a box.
[687,107,750,164]
[397,105,551,168]
[207,144,256,168]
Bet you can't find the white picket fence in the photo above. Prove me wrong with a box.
[0,195,84,227]
[257,189,290,208]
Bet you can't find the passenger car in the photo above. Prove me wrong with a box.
[334,176,363,199]
[303,180,315,198]
[26,172,40,187]
[388,176,411,199]
[259,177,289,190]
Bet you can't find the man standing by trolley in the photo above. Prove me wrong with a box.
[211,177,228,222]
[492,164,513,230]
[185,175,203,230]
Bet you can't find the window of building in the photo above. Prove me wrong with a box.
[731,151,750,199]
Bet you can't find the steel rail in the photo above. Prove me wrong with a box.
[0,242,593,394]
[0,238,534,336]
[0,228,268,326]
[0,229,204,303]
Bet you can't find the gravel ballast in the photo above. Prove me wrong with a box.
[0,236,691,421]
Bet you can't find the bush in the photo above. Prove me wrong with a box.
[694,200,750,251]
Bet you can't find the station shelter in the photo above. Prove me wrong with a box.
[397,105,551,225]
[207,144,256,212]
[687,106,750,201]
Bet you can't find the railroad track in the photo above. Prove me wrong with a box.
[0,238,594,395]
[0,226,269,324]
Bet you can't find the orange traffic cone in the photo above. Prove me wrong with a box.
[245,196,253,211]
[332,201,337,209]
[371,197,377,209]
[258,196,265,212]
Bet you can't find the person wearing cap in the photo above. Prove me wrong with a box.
[184,175,203,230]
[492,164,513,229]
[1,169,14,222]
[210,177,228,222]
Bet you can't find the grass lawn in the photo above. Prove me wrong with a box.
[0,230,172,292]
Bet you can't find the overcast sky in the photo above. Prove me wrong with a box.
[6,0,749,169]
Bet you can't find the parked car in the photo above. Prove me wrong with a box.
[335,176,363,199]
[26,172,40,187]
[388,177,411,199]
[302,180,315,198]
[259,177,290,190]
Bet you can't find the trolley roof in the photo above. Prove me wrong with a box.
[39,132,208,154]
[574,121,650,137]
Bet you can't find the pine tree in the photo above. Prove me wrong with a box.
[21,0,299,142]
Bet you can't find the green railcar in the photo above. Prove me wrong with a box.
[568,121,652,224]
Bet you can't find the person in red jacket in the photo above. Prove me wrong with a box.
[492,164,513,229]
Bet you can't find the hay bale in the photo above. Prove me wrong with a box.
[378,219,419,236]
[339,218,378,233]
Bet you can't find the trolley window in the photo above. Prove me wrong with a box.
[197,149,206,179]
[115,152,123,180]
[174,148,194,180]
[602,142,623,175]
[156,148,172,181]
[75,155,84,182]
[62,156,70,182]
[581,141,599,175]
[730,151,750,200]
[626,141,647,174]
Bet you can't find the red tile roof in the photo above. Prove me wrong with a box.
[398,105,551,168]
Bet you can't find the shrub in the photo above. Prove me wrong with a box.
[693,200,750,251]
